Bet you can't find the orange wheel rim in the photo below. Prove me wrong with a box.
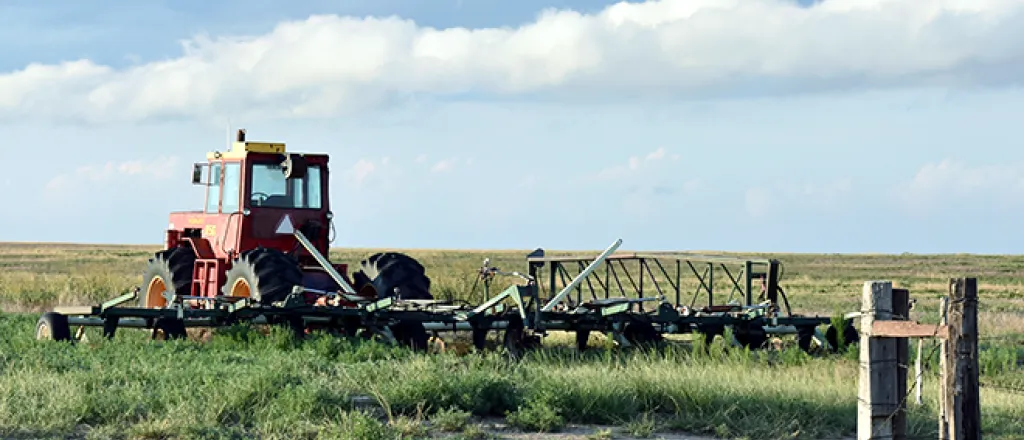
[230,278,251,298]
[146,277,168,308]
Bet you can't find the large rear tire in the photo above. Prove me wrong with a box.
[351,252,432,300]
[140,247,196,308]
[222,247,304,304]
[352,252,433,351]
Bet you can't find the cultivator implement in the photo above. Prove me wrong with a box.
[37,235,857,356]
[33,128,858,355]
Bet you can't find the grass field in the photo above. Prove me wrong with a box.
[0,242,1022,439]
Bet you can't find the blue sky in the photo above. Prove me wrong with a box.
[3,0,1024,254]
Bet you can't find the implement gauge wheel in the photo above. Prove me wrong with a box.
[503,314,541,360]
[733,320,769,349]
[825,321,859,353]
[140,246,196,308]
[622,319,663,348]
[36,312,72,341]
[151,317,188,340]
[222,247,304,304]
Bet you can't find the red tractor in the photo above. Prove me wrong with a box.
[139,129,433,345]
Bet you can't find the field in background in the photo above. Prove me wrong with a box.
[3,242,1024,336]
[0,242,1022,439]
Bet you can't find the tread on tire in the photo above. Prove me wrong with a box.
[140,246,196,308]
[222,247,304,304]
[352,252,434,350]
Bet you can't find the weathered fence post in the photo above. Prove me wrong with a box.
[892,288,910,439]
[859,280,900,440]
[862,277,981,440]
[939,295,951,440]
[941,278,981,440]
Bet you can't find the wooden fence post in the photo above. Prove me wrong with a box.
[892,288,910,439]
[939,296,950,440]
[859,280,900,440]
[862,277,980,440]
[942,278,981,440]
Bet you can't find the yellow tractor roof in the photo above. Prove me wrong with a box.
[206,139,286,160]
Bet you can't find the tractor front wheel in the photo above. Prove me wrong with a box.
[140,247,196,308]
[222,247,304,304]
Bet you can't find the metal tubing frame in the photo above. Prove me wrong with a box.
[540,239,623,312]
[43,240,835,348]
[527,251,780,311]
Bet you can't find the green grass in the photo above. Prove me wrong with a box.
[0,243,1023,439]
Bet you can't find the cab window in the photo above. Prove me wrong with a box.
[249,163,322,209]
[221,163,241,213]
[205,163,222,214]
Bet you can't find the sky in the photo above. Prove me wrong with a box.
[3,0,1024,254]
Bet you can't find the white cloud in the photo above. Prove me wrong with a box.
[415,154,427,164]
[895,159,1024,211]
[3,0,1024,123]
[431,158,458,173]
[44,156,180,196]
[595,147,672,180]
[345,158,378,186]
[645,147,666,161]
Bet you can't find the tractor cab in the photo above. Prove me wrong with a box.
[150,129,343,306]
[183,129,332,257]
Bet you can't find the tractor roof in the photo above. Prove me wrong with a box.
[206,139,287,161]
[205,129,328,162]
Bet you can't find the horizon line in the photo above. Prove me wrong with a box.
[0,240,1010,257]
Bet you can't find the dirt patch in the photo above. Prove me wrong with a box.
[430,418,721,440]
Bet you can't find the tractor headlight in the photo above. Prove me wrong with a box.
[326,211,333,220]
[243,209,251,216]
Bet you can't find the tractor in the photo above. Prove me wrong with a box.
[139,129,432,346]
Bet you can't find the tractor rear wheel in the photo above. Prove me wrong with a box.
[222,247,304,304]
[352,252,433,350]
[140,247,196,308]
[351,252,432,300]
